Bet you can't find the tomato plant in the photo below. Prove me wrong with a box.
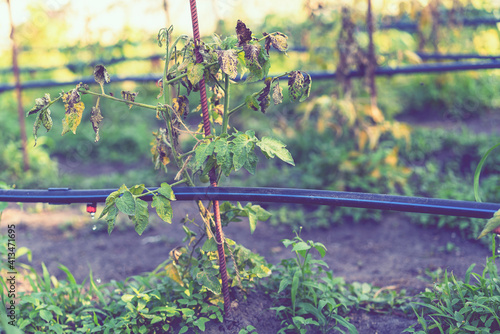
[27,17,311,318]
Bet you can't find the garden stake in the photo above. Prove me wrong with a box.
[189,0,231,317]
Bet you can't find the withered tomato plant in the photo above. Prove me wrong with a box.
[28,20,311,319]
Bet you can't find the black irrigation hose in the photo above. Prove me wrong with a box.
[0,55,164,75]
[416,53,500,61]
[0,187,498,219]
[1,51,497,75]
[1,61,499,93]
[380,17,500,31]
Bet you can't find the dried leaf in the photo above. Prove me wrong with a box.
[300,72,312,102]
[164,263,183,286]
[270,32,288,52]
[93,65,110,86]
[236,20,252,46]
[243,43,261,68]
[288,71,312,102]
[263,32,271,54]
[90,106,103,142]
[244,46,270,83]
[272,80,283,105]
[61,89,85,135]
[187,63,205,86]
[121,91,138,109]
[288,71,305,101]
[257,78,272,113]
[478,209,500,239]
[216,50,238,79]
[27,93,51,116]
[156,79,164,99]
[151,129,171,170]
[172,95,189,119]
[32,107,52,146]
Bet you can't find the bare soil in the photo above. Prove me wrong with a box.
[2,199,494,333]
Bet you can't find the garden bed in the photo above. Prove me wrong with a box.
[2,200,493,333]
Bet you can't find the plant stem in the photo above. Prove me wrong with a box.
[228,101,246,116]
[81,90,159,111]
[221,74,230,134]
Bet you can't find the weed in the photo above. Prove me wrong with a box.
[405,235,500,333]
[268,229,407,334]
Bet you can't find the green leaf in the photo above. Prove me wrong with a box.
[232,131,257,171]
[292,241,311,253]
[474,142,500,202]
[313,242,327,258]
[195,141,216,169]
[115,191,136,216]
[39,309,52,322]
[243,150,258,175]
[121,294,135,303]
[245,93,259,111]
[196,270,221,294]
[243,204,270,233]
[202,237,218,252]
[132,198,149,235]
[58,264,76,286]
[477,209,500,239]
[152,195,173,223]
[106,206,118,235]
[99,189,121,219]
[0,202,8,212]
[252,264,272,278]
[187,63,205,86]
[331,314,358,334]
[158,182,176,200]
[193,317,210,331]
[256,136,295,166]
[214,138,233,176]
[129,184,146,196]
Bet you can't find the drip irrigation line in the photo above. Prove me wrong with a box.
[0,187,498,219]
[0,55,164,75]
[380,17,500,31]
[416,53,500,61]
[1,60,499,93]
[2,51,497,76]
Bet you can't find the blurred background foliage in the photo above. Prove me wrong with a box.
[0,0,499,240]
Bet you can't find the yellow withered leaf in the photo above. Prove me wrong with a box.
[164,263,184,286]
[478,209,500,239]
[385,147,399,167]
[61,90,85,135]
